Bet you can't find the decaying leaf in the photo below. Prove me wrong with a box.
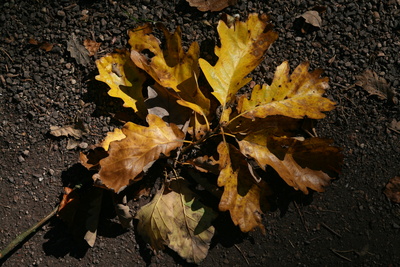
[355,69,393,100]
[84,39,101,56]
[384,176,400,203]
[200,13,278,116]
[96,114,185,193]
[136,178,217,263]
[67,33,91,66]
[186,0,237,12]
[237,61,335,120]
[297,10,322,29]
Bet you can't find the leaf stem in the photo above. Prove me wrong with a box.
[0,205,59,260]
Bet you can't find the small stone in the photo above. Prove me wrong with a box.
[71,79,77,85]
[79,142,88,149]
[18,155,25,162]
[57,10,66,17]
[48,169,55,176]
[22,150,29,156]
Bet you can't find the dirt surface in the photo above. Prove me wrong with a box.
[1,0,400,266]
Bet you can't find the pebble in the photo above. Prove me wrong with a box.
[57,10,65,17]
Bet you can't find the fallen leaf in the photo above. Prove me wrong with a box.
[67,33,91,66]
[355,69,393,100]
[96,114,185,193]
[216,142,271,233]
[96,50,147,117]
[199,13,278,122]
[129,24,210,116]
[114,195,133,229]
[136,178,217,263]
[238,136,341,194]
[298,10,322,29]
[384,176,400,203]
[84,39,101,56]
[186,0,237,11]
[237,61,335,120]
[50,125,83,139]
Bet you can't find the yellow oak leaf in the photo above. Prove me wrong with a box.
[101,128,126,151]
[129,24,210,116]
[96,50,147,117]
[96,114,185,193]
[199,13,278,110]
[237,61,336,120]
[217,142,270,233]
[135,178,217,264]
[238,135,341,194]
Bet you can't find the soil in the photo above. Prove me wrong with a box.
[1,0,400,266]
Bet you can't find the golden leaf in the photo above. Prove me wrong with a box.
[97,114,185,193]
[96,50,147,117]
[129,24,210,116]
[135,178,217,264]
[217,142,270,233]
[237,61,336,120]
[238,136,341,194]
[199,13,278,110]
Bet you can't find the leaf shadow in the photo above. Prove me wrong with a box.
[42,164,127,259]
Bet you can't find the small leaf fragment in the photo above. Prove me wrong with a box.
[384,176,400,203]
[50,125,83,139]
[84,39,101,56]
[355,69,393,100]
[135,179,217,264]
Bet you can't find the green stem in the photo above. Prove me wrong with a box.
[0,205,59,260]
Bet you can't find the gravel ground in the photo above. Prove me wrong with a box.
[1,0,400,266]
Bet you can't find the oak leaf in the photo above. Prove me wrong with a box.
[129,24,210,116]
[217,142,270,233]
[135,178,217,264]
[199,13,278,115]
[237,61,335,120]
[238,136,341,194]
[96,114,185,193]
[96,50,147,117]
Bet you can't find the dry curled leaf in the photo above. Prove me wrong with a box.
[28,38,53,52]
[186,0,237,11]
[298,10,322,28]
[50,125,83,139]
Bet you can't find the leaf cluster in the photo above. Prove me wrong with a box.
[59,13,342,264]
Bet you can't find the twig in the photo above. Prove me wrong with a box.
[321,222,342,238]
[234,244,250,266]
[388,127,400,135]
[0,205,58,260]
[0,47,13,62]
[330,248,352,262]
[293,201,308,232]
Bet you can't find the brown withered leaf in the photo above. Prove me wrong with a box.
[238,135,340,194]
[186,0,237,12]
[355,69,393,100]
[237,61,335,120]
[96,114,185,193]
[50,125,83,139]
[299,10,322,28]
[384,176,400,203]
[83,39,101,56]
[67,33,91,66]
[217,142,271,233]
